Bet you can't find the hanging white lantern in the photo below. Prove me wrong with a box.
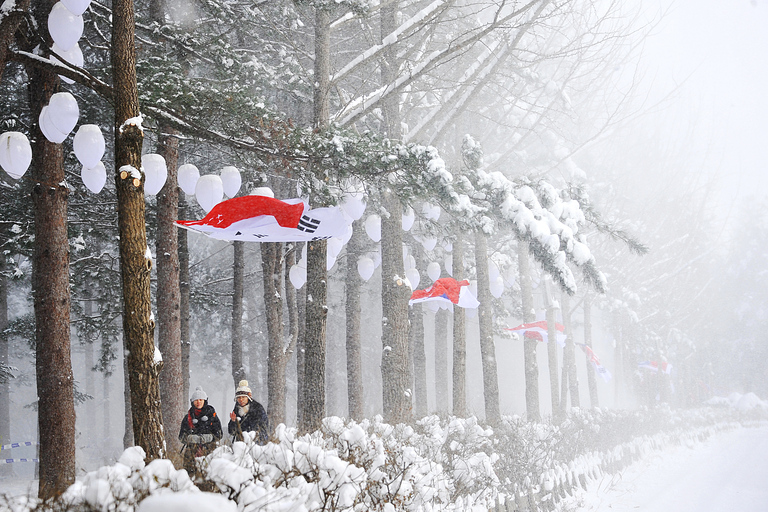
[289,264,306,289]
[142,153,167,196]
[490,275,505,298]
[0,132,33,180]
[220,165,241,198]
[357,257,375,281]
[249,186,274,197]
[178,164,200,195]
[81,161,106,193]
[405,267,420,291]
[427,261,441,282]
[444,255,453,276]
[488,259,500,282]
[195,174,223,212]
[48,2,84,52]
[402,206,415,231]
[72,124,105,169]
[340,194,366,220]
[50,42,83,84]
[364,214,381,242]
[39,106,68,144]
[421,237,437,251]
[327,237,343,259]
[443,240,453,252]
[46,92,79,136]
[61,0,91,15]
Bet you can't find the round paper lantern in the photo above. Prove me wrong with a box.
[50,42,83,84]
[444,255,453,276]
[402,207,415,231]
[490,275,505,298]
[73,124,105,169]
[39,106,68,144]
[220,165,241,198]
[142,153,167,195]
[177,164,200,195]
[195,174,223,212]
[249,186,274,197]
[48,2,84,52]
[488,259,500,282]
[421,237,437,251]
[427,261,441,282]
[357,257,375,281]
[405,267,420,291]
[340,194,366,220]
[327,237,343,259]
[0,132,33,180]
[61,0,91,16]
[289,264,306,289]
[46,92,79,136]
[364,214,381,242]
[81,161,106,193]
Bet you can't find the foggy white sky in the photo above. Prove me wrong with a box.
[639,0,768,204]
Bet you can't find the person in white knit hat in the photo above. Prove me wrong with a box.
[179,385,222,476]
[228,379,269,444]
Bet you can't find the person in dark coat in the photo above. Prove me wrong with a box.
[228,380,269,444]
[179,385,222,476]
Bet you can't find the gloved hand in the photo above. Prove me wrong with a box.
[201,433,214,444]
[185,434,201,445]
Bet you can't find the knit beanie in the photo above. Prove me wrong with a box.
[235,380,252,397]
[190,386,208,402]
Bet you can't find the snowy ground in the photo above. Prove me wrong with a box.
[571,424,768,512]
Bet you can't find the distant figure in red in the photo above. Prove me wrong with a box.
[228,380,269,444]
[179,386,222,477]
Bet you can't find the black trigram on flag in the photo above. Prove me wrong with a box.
[298,215,320,233]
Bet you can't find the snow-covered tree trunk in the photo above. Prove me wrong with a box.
[583,293,598,407]
[559,291,579,413]
[113,0,164,460]
[475,231,500,423]
[345,221,365,421]
[262,241,286,428]
[518,242,540,421]
[410,303,428,418]
[434,308,449,413]
[178,196,191,402]
[232,241,246,388]
[156,129,183,455]
[452,234,467,417]
[283,242,299,423]
[546,302,560,417]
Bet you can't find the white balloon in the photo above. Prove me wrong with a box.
[488,259,500,282]
[427,261,441,282]
[220,165,241,198]
[195,174,224,212]
[289,264,306,289]
[340,194,366,220]
[341,224,353,245]
[405,267,420,291]
[402,206,415,231]
[443,240,453,252]
[444,255,453,276]
[327,237,343,259]
[61,0,91,15]
[404,254,416,271]
[490,275,505,298]
[39,106,68,144]
[48,2,83,52]
[50,42,83,84]
[73,124,105,169]
[0,132,33,180]
[142,153,167,196]
[178,164,200,195]
[364,214,381,242]
[81,161,106,193]
[372,250,382,269]
[357,257,375,281]
[46,92,79,136]
[421,237,437,251]
[422,202,440,221]
[249,186,274,197]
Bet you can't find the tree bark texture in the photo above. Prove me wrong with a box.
[410,303,427,419]
[583,293,599,408]
[518,243,540,421]
[112,0,164,460]
[434,308,449,413]
[451,235,467,418]
[283,242,299,426]
[232,241,246,387]
[178,196,191,402]
[301,238,327,433]
[344,221,365,421]
[474,232,500,423]
[156,129,183,455]
[0,263,11,466]
[546,304,560,417]
[262,241,286,429]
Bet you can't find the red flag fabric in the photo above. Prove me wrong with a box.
[577,343,612,382]
[409,277,480,308]
[505,320,566,346]
[176,196,350,242]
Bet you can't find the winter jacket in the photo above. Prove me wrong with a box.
[227,398,269,444]
[179,401,223,447]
